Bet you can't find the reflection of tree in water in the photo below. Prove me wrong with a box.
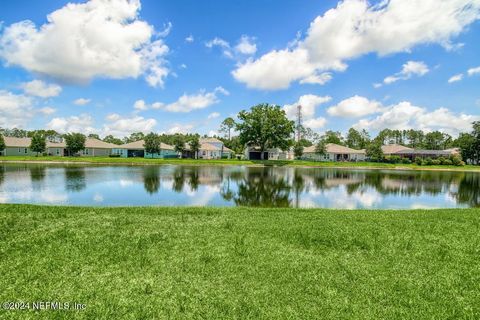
[30,165,46,182]
[172,166,186,192]
[65,166,86,192]
[233,168,292,207]
[455,173,480,207]
[187,167,199,191]
[0,165,4,187]
[143,166,161,194]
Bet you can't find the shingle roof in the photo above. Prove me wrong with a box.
[4,137,67,148]
[200,137,223,144]
[85,138,118,149]
[381,144,412,154]
[118,140,174,150]
[304,143,365,154]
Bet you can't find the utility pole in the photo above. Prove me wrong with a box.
[296,105,303,142]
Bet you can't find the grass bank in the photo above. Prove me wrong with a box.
[1,205,479,319]
[1,155,479,172]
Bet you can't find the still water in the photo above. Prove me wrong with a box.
[0,163,479,208]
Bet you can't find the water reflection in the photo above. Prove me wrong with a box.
[0,164,478,208]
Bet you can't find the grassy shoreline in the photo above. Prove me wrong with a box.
[1,155,479,172]
[1,204,479,319]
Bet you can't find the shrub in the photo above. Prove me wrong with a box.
[415,157,423,166]
[424,157,433,165]
[401,158,412,164]
[109,154,121,158]
[431,159,441,165]
[437,156,447,165]
[451,156,464,166]
[443,159,453,166]
[387,155,402,164]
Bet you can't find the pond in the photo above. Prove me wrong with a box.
[0,163,479,208]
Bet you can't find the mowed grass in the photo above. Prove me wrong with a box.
[1,155,480,171]
[1,205,480,319]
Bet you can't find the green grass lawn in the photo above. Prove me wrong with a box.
[1,155,479,171]
[0,205,479,319]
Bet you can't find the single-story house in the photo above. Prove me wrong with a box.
[182,138,233,159]
[0,137,118,157]
[302,143,366,162]
[244,146,295,160]
[112,140,177,158]
[381,144,459,160]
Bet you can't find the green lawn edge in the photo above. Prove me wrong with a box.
[1,204,479,319]
[1,156,479,172]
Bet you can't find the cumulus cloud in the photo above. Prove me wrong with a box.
[448,73,464,83]
[185,35,194,43]
[354,101,479,135]
[0,91,33,128]
[0,0,171,87]
[46,113,96,134]
[467,66,480,76]
[327,95,382,118]
[206,35,257,59]
[21,80,62,98]
[235,35,257,55]
[233,0,480,90]
[103,113,157,136]
[39,107,56,115]
[299,72,333,85]
[383,61,429,85]
[136,87,228,113]
[283,94,331,129]
[207,112,220,119]
[167,123,194,134]
[74,98,91,106]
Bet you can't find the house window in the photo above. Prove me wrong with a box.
[18,148,21,153]
[203,151,206,156]
[56,148,60,155]
[85,149,89,155]
[24,148,28,154]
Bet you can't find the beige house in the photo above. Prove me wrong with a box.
[302,143,366,162]
[381,144,459,160]
[244,146,294,160]
[183,138,233,159]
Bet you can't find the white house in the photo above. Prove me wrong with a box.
[302,143,366,162]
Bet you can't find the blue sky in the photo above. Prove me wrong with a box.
[0,0,479,138]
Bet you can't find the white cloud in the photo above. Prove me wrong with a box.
[167,123,194,134]
[74,98,91,106]
[185,35,194,43]
[284,94,331,120]
[21,80,62,98]
[448,73,464,83]
[327,95,382,118]
[467,66,480,76]
[354,101,479,135]
[207,112,220,119]
[103,113,157,137]
[205,37,233,58]
[373,83,383,89]
[0,91,33,128]
[46,113,96,134]
[235,35,257,55]
[137,87,228,113]
[299,72,332,85]
[383,61,429,84]
[39,107,56,115]
[0,0,170,87]
[304,117,328,129]
[233,0,480,90]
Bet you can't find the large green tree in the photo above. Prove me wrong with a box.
[346,128,370,150]
[293,142,304,158]
[322,130,344,145]
[188,135,201,159]
[64,133,86,156]
[103,135,123,145]
[220,117,236,140]
[366,139,384,162]
[173,135,186,158]
[236,104,295,160]
[144,133,160,158]
[30,132,46,156]
[0,134,5,154]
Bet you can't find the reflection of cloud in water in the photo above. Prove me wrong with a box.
[41,192,68,203]
[302,186,382,209]
[119,179,134,187]
[188,185,220,206]
[93,193,104,203]
[0,195,9,203]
